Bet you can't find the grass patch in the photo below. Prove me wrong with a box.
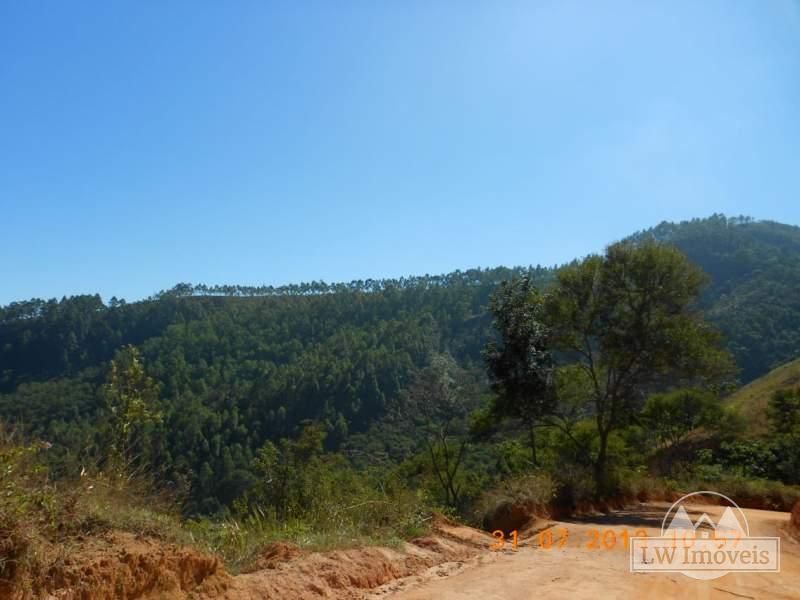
[0,426,434,585]
[725,357,800,436]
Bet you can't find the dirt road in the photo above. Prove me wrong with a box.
[371,504,800,600]
[40,502,798,599]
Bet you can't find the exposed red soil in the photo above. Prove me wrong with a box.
[218,517,488,599]
[21,517,490,600]
[34,531,232,600]
[19,503,800,599]
[483,501,548,535]
[241,541,305,573]
[791,500,800,538]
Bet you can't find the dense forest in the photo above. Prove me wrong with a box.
[1,214,799,513]
[633,215,800,381]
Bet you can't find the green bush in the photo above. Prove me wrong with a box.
[474,472,556,528]
[679,474,800,511]
[616,470,676,502]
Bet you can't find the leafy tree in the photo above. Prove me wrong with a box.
[103,345,162,470]
[245,423,327,523]
[641,388,723,448]
[768,388,800,436]
[483,278,555,465]
[242,423,389,528]
[632,215,800,380]
[545,240,734,496]
[766,388,800,483]
[398,354,473,508]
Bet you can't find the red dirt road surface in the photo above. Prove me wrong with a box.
[371,504,800,600]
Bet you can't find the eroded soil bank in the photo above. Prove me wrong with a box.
[33,517,489,600]
[32,503,800,600]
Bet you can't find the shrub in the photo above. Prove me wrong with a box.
[474,473,556,531]
[0,436,59,593]
[0,426,190,595]
[680,474,800,512]
[551,465,596,510]
[617,470,675,502]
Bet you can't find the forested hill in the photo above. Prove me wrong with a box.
[631,215,800,381]
[1,214,799,512]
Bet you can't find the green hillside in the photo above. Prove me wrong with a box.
[726,357,800,435]
[1,214,800,512]
[632,215,800,381]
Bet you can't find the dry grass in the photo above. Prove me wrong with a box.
[473,473,557,532]
[0,424,434,591]
[0,427,191,596]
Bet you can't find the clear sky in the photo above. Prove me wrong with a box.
[2,1,799,305]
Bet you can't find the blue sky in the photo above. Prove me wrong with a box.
[2,1,799,305]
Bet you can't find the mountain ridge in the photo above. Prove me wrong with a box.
[2,214,799,512]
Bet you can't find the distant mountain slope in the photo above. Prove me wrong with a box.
[631,215,800,381]
[725,357,800,435]
[1,214,799,511]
